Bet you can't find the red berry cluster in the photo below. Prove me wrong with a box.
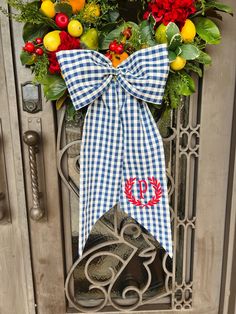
[23,38,44,56]
[105,40,124,60]
[122,27,132,40]
[105,28,132,61]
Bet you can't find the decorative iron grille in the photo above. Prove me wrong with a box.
[56,86,200,311]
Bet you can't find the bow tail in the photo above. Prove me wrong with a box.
[78,86,123,256]
[119,96,173,257]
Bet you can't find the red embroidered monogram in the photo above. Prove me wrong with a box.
[124,177,162,208]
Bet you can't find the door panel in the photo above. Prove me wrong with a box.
[10,16,67,314]
[7,0,236,313]
[0,4,35,314]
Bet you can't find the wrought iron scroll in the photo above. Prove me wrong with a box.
[57,88,200,312]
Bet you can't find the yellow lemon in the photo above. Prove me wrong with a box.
[67,20,83,37]
[155,23,168,44]
[170,56,186,71]
[43,31,61,52]
[40,0,56,18]
[180,19,196,43]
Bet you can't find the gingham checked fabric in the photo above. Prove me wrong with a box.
[56,44,173,258]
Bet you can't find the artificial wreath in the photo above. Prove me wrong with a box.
[1,0,233,120]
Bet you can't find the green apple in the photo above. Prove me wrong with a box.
[81,28,98,50]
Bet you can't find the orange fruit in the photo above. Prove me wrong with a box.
[63,0,85,13]
[112,52,129,68]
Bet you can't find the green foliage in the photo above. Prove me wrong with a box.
[194,17,221,44]
[195,0,233,16]
[206,1,233,15]
[195,50,212,65]
[1,0,233,122]
[55,3,73,17]
[20,50,36,65]
[99,22,139,50]
[40,74,67,101]
[166,22,179,42]
[177,44,200,60]
[164,71,195,109]
[185,62,203,77]
[23,22,50,42]
[2,0,58,28]
[32,54,49,83]
[168,50,177,62]
[139,20,156,47]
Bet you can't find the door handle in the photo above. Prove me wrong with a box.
[23,130,45,221]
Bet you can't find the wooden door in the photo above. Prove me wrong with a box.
[6,0,236,313]
[0,3,35,314]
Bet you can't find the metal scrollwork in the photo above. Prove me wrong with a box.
[57,87,201,311]
[65,206,172,312]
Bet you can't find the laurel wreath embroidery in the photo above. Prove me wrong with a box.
[124,177,162,208]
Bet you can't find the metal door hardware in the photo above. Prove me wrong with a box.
[21,81,42,113]
[23,130,45,221]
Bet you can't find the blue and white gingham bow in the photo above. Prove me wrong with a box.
[56,44,172,257]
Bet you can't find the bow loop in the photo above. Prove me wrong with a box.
[56,44,169,110]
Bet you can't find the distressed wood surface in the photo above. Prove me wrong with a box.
[10,15,67,314]
[193,0,236,313]
[0,2,35,313]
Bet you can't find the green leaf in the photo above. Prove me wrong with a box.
[55,3,73,17]
[206,1,233,15]
[194,17,221,44]
[168,50,177,62]
[166,22,180,43]
[109,10,120,22]
[178,44,200,60]
[168,33,182,50]
[148,14,157,34]
[179,72,195,96]
[100,22,138,50]
[139,21,156,47]
[56,92,68,110]
[66,99,76,120]
[195,50,212,64]
[42,75,67,101]
[184,62,203,77]
[23,22,50,42]
[20,50,36,65]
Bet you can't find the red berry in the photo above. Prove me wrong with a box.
[55,13,69,29]
[35,47,44,55]
[35,37,43,44]
[24,42,35,53]
[109,40,118,52]
[114,44,124,55]
[122,27,132,39]
[105,52,112,60]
